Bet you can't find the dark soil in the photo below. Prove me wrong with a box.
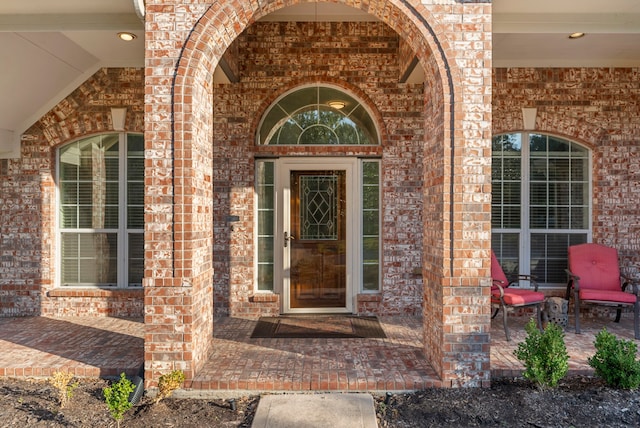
[2,376,640,427]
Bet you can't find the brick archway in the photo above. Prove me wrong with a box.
[144,0,492,387]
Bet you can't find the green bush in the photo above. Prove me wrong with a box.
[514,318,569,388]
[103,373,135,428]
[588,328,640,389]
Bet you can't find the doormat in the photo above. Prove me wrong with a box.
[250,315,386,339]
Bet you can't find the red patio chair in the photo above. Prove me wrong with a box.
[565,243,640,339]
[491,250,545,341]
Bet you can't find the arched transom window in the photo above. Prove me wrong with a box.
[257,85,379,146]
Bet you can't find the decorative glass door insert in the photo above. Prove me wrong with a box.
[289,170,347,309]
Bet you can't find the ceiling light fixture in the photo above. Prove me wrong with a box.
[118,32,137,42]
[328,101,345,109]
[568,32,585,39]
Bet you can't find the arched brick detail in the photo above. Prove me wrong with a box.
[493,109,607,149]
[144,0,492,387]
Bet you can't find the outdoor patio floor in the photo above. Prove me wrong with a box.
[1,313,639,391]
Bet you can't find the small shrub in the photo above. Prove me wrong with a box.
[48,371,78,409]
[588,328,640,389]
[514,318,569,388]
[155,369,186,403]
[103,373,135,428]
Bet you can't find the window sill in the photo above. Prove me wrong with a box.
[47,288,143,298]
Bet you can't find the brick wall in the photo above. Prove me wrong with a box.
[0,68,145,318]
[146,0,493,387]
[212,21,425,318]
[493,68,640,273]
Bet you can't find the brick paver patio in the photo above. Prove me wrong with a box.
[1,313,638,391]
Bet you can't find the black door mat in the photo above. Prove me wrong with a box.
[250,315,386,339]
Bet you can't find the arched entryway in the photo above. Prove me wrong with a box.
[143,0,492,388]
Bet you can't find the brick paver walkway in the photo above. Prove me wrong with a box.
[1,314,638,391]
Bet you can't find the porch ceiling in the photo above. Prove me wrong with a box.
[0,0,638,157]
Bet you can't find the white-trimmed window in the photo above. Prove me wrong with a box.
[492,133,591,286]
[58,133,144,287]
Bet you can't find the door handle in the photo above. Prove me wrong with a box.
[284,231,295,247]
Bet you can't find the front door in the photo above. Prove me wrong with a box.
[281,159,354,313]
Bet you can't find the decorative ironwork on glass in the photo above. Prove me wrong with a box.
[300,175,338,240]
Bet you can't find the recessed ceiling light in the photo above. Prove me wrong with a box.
[328,101,345,109]
[568,32,585,39]
[118,32,137,42]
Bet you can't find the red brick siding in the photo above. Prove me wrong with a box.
[493,68,640,272]
[212,22,424,318]
[144,0,492,386]
[0,68,145,318]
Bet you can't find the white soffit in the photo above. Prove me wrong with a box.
[493,0,640,67]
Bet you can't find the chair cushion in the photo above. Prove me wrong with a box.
[579,289,637,304]
[492,288,545,306]
[491,250,509,291]
[568,243,621,292]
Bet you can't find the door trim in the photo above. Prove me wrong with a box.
[276,157,359,314]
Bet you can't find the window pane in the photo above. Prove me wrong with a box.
[257,264,274,291]
[529,134,547,153]
[549,159,570,180]
[299,125,338,145]
[549,206,570,229]
[530,182,547,205]
[531,233,588,285]
[127,206,144,229]
[258,237,273,263]
[258,211,274,236]
[362,161,380,291]
[105,157,120,181]
[60,160,78,181]
[503,182,520,205]
[502,206,521,228]
[256,160,275,291]
[493,133,522,153]
[492,184,502,205]
[128,157,144,181]
[363,237,379,261]
[363,212,379,235]
[530,158,547,180]
[104,205,119,229]
[549,182,570,202]
[363,264,379,291]
[548,136,570,154]
[128,233,144,286]
[571,183,586,205]
[61,232,117,285]
[502,158,521,180]
[492,232,520,276]
[530,206,547,228]
[491,205,502,228]
[571,207,587,229]
[334,123,359,145]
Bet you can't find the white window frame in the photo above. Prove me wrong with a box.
[56,132,143,288]
[492,132,593,288]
